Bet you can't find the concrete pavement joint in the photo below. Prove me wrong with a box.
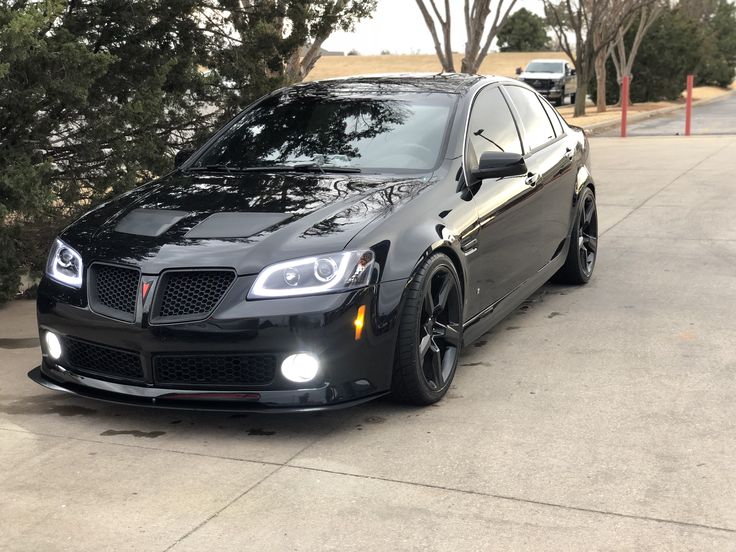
[7,425,735,537]
[602,236,736,242]
[599,137,736,238]
[159,430,337,552]
[160,465,282,552]
[279,464,736,536]
[0,425,297,471]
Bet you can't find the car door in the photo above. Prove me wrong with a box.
[503,84,578,271]
[463,85,541,316]
[565,63,577,96]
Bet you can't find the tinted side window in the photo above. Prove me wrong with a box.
[505,86,556,151]
[539,97,563,137]
[465,86,522,169]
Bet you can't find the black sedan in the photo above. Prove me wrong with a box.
[30,74,598,412]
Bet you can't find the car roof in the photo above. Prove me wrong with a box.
[298,73,515,95]
[528,59,567,64]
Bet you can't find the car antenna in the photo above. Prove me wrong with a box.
[473,129,505,152]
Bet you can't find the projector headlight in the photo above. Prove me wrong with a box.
[46,238,83,288]
[249,250,375,299]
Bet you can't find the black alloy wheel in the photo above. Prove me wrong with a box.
[554,186,598,284]
[578,192,598,278]
[393,254,463,405]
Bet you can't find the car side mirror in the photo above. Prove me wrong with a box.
[174,149,195,168]
[472,152,528,181]
[515,66,523,76]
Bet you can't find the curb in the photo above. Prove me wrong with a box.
[574,89,736,134]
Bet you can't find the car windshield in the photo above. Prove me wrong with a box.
[191,88,457,173]
[525,62,565,73]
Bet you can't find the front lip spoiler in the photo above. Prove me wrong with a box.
[28,366,388,413]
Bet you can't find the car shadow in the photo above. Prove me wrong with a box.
[4,282,578,442]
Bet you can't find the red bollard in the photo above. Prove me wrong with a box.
[621,75,630,138]
[685,74,694,136]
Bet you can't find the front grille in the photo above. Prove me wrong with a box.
[89,264,139,322]
[153,270,235,322]
[529,79,553,91]
[153,354,276,386]
[61,336,144,382]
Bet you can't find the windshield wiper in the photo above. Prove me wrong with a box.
[241,164,362,174]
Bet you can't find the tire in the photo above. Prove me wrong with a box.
[570,93,577,105]
[554,96,563,107]
[392,253,463,405]
[553,187,598,285]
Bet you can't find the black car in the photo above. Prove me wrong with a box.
[31,74,598,412]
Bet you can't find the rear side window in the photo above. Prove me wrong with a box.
[504,86,556,151]
[539,97,563,137]
[465,86,522,169]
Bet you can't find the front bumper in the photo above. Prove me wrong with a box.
[538,89,563,99]
[33,276,406,412]
[29,366,387,412]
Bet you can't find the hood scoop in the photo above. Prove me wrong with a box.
[185,212,291,239]
[115,209,189,237]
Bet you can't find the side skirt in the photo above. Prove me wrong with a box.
[461,242,568,346]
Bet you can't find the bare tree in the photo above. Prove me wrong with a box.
[544,0,632,117]
[592,14,621,112]
[415,0,455,71]
[610,2,664,106]
[415,0,519,74]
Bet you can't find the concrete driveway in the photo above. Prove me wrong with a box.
[2,135,736,551]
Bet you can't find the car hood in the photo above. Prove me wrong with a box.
[520,72,563,80]
[61,170,429,275]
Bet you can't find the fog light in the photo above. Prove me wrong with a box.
[44,331,62,360]
[281,353,319,383]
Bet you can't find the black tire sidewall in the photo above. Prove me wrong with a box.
[394,254,463,404]
[574,188,597,282]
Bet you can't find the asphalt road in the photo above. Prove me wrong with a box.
[601,91,736,136]
[3,135,736,550]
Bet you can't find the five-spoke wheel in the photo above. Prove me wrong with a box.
[418,266,462,391]
[555,186,598,284]
[393,254,463,405]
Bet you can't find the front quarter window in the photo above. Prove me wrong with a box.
[465,86,522,172]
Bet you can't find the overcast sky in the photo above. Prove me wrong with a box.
[322,0,545,55]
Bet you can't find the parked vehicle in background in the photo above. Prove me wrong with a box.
[516,59,577,106]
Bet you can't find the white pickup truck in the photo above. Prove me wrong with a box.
[516,59,577,107]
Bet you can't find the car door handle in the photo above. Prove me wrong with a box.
[525,173,540,187]
[564,147,575,160]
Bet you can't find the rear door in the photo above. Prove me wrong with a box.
[502,84,577,271]
[463,85,540,315]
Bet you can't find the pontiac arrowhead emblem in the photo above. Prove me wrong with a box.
[141,280,153,301]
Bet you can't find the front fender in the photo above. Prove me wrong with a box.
[576,164,593,196]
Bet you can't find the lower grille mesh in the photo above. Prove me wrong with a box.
[62,337,144,381]
[153,354,276,386]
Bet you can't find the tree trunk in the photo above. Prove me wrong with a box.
[617,76,632,108]
[574,79,588,117]
[595,50,607,113]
